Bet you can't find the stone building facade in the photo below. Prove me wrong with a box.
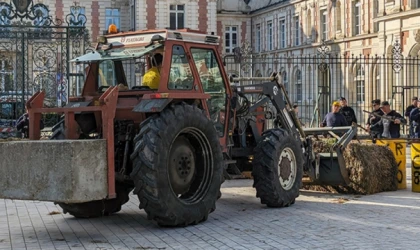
[217,0,420,125]
[2,0,419,123]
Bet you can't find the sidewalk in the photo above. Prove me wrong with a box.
[0,148,419,250]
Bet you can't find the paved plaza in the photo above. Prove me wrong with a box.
[1,148,419,250]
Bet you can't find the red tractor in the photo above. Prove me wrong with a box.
[0,29,356,226]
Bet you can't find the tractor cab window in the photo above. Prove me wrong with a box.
[98,60,116,88]
[191,48,227,136]
[168,45,194,90]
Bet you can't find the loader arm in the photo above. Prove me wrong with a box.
[235,81,303,140]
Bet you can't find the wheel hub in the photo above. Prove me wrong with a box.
[168,137,196,195]
[278,148,297,190]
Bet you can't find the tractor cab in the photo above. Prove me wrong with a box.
[70,29,230,139]
[71,29,228,94]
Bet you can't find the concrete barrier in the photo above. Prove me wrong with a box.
[411,143,420,193]
[375,139,407,189]
[0,139,108,203]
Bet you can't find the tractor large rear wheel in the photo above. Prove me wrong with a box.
[252,129,303,207]
[52,127,132,218]
[130,103,223,226]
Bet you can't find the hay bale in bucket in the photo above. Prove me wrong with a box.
[303,139,398,195]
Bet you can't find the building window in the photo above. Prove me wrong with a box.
[282,71,288,91]
[373,0,379,32]
[353,1,361,36]
[280,19,286,48]
[293,16,300,46]
[295,69,302,101]
[130,4,136,30]
[256,25,261,52]
[321,10,328,41]
[336,1,342,32]
[169,4,185,29]
[306,10,311,33]
[225,26,237,53]
[375,64,381,96]
[267,21,273,50]
[106,9,120,30]
[355,65,365,102]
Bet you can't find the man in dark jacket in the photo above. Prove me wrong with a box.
[370,101,406,138]
[339,97,357,126]
[409,101,420,138]
[405,97,418,138]
[365,99,384,138]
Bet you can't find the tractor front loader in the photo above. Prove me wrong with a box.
[225,74,357,207]
[0,28,355,227]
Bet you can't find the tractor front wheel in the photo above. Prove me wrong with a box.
[52,127,132,218]
[57,184,132,218]
[252,129,303,207]
[130,103,223,226]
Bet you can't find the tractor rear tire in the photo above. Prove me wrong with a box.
[51,127,132,218]
[130,103,223,227]
[252,129,303,207]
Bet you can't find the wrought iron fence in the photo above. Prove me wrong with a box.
[0,1,90,130]
[224,41,420,135]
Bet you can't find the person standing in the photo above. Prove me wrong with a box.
[365,99,384,138]
[320,101,348,127]
[370,101,406,138]
[338,97,357,126]
[293,104,305,127]
[405,97,418,138]
[409,100,420,138]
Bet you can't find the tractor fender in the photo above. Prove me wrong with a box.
[132,98,173,113]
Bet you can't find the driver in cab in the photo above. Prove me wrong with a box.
[142,53,163,89]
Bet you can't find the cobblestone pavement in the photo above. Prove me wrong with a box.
[1,149,419,250]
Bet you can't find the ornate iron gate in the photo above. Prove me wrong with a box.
[0,1,90,125]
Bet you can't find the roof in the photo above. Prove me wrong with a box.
[105,29,220,46]
[70,44,163,63]
[71,29,220,63]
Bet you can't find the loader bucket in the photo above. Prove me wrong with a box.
[0,139,108,203]
[303,126,357,186]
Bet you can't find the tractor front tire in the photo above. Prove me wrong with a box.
[252,129,303,207]
[130,103,223,226]
[57,184,132,218]
[52,127,132,218]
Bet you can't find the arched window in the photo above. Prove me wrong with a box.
[355,64,365,102]
[295,69,302,101]
[373,0,379,32]
[282,71,288,91]
[336,1,342,32]
[307,9,312,40]
[307,65,312,101]
[411,0,420,9]
[376,64,381,97]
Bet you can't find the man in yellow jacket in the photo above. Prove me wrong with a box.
[142,53,163,89]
